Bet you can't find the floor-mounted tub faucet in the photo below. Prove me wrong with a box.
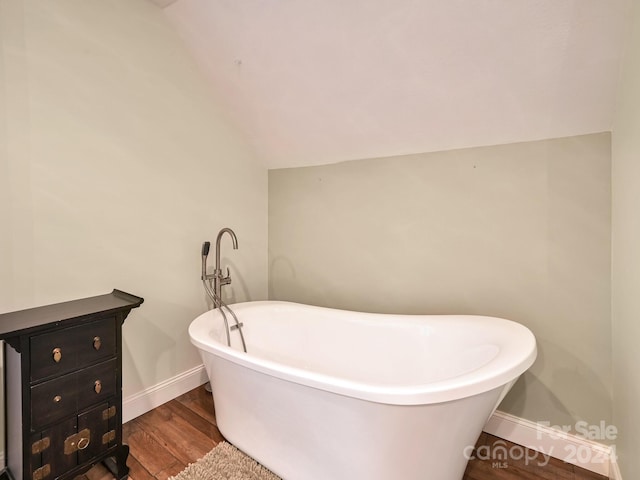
[214,227,238,308]
[201,228,244,393]
[201,227,246,360]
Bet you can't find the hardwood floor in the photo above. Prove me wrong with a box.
[80,386,607,480]
[463,432,607,480]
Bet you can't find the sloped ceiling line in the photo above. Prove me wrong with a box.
[164,0,629,169]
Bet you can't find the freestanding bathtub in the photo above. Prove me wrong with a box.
[189,301,537,480]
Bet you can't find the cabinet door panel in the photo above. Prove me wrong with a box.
[77,402,109,464]
[40,417,78,480]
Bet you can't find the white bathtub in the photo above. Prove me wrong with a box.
[189,301,537,480]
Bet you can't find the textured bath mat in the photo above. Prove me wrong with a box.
[169,442,282,480]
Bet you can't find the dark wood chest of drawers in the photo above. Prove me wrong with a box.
[0,290,143,480]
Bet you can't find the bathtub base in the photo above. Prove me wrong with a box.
[206,356,505,480]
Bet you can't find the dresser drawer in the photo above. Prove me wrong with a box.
[30,317,117,382]
[31,359,117,430]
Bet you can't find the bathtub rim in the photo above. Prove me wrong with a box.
[189,300,537,406]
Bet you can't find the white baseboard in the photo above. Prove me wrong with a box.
[484,410,616,478]
[609,458,623,480]
[122,364,208,423]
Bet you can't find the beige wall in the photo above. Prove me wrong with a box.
[0,0,267,456]
[269,133,612,429]
[612,0,640,476]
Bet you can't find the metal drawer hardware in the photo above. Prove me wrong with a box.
[93,336,101,350]
[63,429,91,455]
[102,430,116,445]
[32,464,51,480]
[94,380,102,394]
[31,437,50,455]
[53,395,62,403]
[52,348,62,363]
[102,405,117,420]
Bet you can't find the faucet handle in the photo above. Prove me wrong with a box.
[219,267,232,286]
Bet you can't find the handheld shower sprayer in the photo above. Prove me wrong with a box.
[201,241,211,281]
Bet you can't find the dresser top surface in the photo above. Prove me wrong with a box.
[0,289,144,339]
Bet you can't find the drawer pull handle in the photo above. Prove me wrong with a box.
[53,395,62,403]
[64,429,91,455]
[93,336,101,350]
[94,380,102,394]
[52,348,62,363]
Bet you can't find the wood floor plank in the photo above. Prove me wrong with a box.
[574,465,611,480]
[154,461,188,480]
[133,401,216,466]
[125,426,183,476]
[162,395,225,443]
[122,418,136,442]
[126,454,156,480]
[462,433,608,480]
[486,435,572,480]
[83,464,114,480]
[173,385,217,425]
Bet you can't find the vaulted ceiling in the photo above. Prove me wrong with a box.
[161,0,630,168]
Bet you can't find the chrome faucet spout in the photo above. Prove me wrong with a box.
[215,228,238,271]
[214,228,238,308]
